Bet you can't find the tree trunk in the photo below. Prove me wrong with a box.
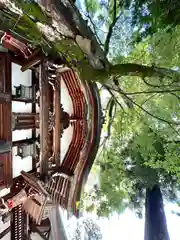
[144,185,170,240]
[110,63,179,79]
[0,1,179,85]
[79,61,180,83]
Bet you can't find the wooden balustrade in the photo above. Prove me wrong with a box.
[46,175,71,208]
[11,204,26,240]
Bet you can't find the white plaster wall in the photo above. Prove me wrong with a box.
[36,103,39,113]
[61,125,74,162]
[36,128,40,137]
[0,221,10,240]
[12,101,32,113]
[12,130,33,178]
[12,63,32,95]
[12,129,32,142]
[0,188,10,197]
[60,77,75,162]
[61,78,73,115]
[12,147,32,178]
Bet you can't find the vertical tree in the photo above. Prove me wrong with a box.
[145,185,170,240]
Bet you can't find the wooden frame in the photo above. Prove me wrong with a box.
[0,52,12,188]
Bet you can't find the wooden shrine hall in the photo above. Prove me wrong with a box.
[0,32,102,239]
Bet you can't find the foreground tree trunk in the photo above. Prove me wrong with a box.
[0,0,179,86]
[144,185,170,240]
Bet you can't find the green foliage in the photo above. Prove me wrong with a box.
[84,0,101,15]
[130,0,180,42]
[14,0,51,23]
[82,13,180,217]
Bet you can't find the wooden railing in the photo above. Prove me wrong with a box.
[11,204,26,240]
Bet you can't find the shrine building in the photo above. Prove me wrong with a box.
[0,32,102,239]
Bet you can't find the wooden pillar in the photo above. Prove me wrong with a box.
[12,112,39,130]
[0,92,11,103]
[0,152,12,188]
[53,82,61,166]
[32,70,38,170]
[0,52,12,141]
[0,52,11,95]
[39,59,50,178]
[0,140,11,154]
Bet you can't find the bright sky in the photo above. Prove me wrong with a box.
[95,203,180,240]
[64,202,180,240]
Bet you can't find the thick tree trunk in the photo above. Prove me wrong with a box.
[110,63,178,79]
[79,62,179,85]
[144,185,170,240]
[0,1,179,85]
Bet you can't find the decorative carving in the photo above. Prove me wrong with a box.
[60,104,70,133]
[48,112,55,132]
[12,114,17,130]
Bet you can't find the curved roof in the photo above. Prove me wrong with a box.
[74,81,102,216]
[62,76,102,216]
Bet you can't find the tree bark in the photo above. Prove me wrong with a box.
[144,185,170,240]
[1,1,179,85]
[109,63,179,79]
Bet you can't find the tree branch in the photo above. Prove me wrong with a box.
[109,63,180,79]
[170,92,180,100]
[141,94,157,106]
[104,85,125,110]
[142,78,179,88]
[84,12,103,46]
[119,90,180,125]
[165,140,180,144]
[104,0,120,56]
[106,85,180,95]
[124,89,180,95]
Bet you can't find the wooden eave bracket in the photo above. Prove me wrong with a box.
[21,48,42,72]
